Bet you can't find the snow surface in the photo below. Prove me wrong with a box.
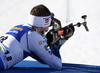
[0,0,100,66]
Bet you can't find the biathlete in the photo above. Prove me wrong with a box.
[0,4,74,70]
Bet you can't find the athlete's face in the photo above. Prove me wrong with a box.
[36,26,49,35]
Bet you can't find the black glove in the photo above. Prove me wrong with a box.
[46,31,61,58]
[46,30,60,48]
[46,31,53,47]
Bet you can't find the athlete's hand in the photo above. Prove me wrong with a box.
[46,31,53,47]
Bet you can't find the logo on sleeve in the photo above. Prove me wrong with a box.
[38,40,46,45]
[38,41,43,45]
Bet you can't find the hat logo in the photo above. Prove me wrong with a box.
[45,19,49,23]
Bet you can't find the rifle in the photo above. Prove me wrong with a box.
[46,15,89,48]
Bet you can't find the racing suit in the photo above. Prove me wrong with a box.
[0,24,62,70]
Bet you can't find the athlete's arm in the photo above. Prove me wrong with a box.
[28,31,62,70]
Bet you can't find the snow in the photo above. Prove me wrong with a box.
[0,0,100,66]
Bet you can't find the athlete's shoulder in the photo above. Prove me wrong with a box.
[28,31,44,41]
[29,31,43,37]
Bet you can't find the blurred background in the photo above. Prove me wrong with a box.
[0,0,100,66]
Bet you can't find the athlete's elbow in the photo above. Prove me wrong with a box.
[52,62,62,70]
[56,63,62,70]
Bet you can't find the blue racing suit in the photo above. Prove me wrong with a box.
[0,24,62,70]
